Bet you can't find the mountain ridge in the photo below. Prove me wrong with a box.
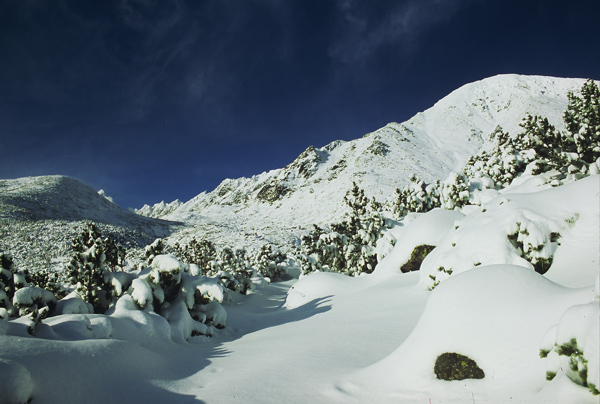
[1,74,594,257]
[135,74,590,248]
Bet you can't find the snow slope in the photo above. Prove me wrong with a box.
[138,74,588,250]
[0,175,176,271]
[1,74,598,404]
[1,174,598,404]
[0,175,173,227]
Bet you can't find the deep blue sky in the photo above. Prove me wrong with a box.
[1,0,599,208]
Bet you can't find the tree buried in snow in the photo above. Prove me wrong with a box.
[129,254,227,339]
[540,297,600,396]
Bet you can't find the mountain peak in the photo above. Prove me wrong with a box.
[136,74,591,249]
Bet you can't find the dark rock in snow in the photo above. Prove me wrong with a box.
[434,352,485,381]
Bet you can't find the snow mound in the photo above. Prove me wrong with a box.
[419,175,600,289]
[541,298,600,395]
[0,358,33,404]
[373,209,464,278]
[334,265,595,403]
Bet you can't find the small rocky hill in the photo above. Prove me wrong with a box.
[0,175,178,272]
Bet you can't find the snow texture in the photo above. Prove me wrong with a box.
[0,74,598,403]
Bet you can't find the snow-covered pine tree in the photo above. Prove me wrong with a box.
[391,174,442,218]
[0,250,57,333]
[251,244,287,281]
[298,225,326,274]
[299,183,385,276]
[462,125,525,188]
[144,238,165,266]
[216,247,253,294]
[517,114,564,165]
[563,79,600,165]
[0,250,16,319]
[12,286,57,334]
[464,80,600,186]
[0,250,32,319]
[67,222,125,313]
[173,237,218,274]
[28,267,68,301]
[129,254,227,338]
[440,172,470,210]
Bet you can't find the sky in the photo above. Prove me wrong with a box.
[1,0,599,209]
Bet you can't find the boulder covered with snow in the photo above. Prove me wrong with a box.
[0,358,33,404]
[373,208,464,278]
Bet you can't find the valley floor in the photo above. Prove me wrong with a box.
[1,267,596,404]
[0,273,428,404]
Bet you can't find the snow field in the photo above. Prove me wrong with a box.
[1,175,599,403]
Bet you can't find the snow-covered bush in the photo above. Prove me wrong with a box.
[0,250,35,319]
[390,172,470,218]
[128,254,227,339]
[1,250,18,318]
[463,126,529,188]
[540,298,599,396]
[173,238,260,294]
[299,183,386,276]
[464,80,600,188]
[28,268,68,300]
[12,286,57,334]
[251,244,287,281]
[144,238,165,266]
[391,174,442,217]
[0,249,60,333]
[67,222,125,313]
[563,79,600,165]
[297,225,326,274]
[173,237,218,274]
[213,247,254,294]
[506,220,559,275]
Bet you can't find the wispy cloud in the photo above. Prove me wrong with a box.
[329,0,474,67]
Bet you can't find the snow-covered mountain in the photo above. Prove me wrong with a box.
[0,175,176,271]
[1,75,590,264]
[1,74,599,404]
[137,74,588,248]
[1,175,162,226]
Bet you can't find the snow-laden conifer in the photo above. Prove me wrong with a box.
[67,222,125,313]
